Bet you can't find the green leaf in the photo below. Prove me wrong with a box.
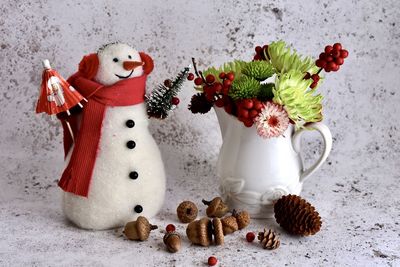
[268,41,319,75]
[242,61,275,81]
[273,70,323,125]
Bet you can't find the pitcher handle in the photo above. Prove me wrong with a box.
[292,122,332,183]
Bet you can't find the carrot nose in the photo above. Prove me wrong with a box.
[123,61,144,71]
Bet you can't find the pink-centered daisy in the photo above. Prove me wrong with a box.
[254,102,290,138]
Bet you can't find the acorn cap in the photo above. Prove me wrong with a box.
[212,218,224,245]
[233,210,250,230]
[163,232,181,253]
[202,197,229,218]
[186,218,213,247]
[123,216,158,241]
[177,201,198,223]
[221,215,239,235]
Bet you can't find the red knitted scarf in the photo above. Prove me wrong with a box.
[58,73,147,197]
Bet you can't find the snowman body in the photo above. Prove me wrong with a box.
[61,43,165,230]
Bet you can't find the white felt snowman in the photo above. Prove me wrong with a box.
[58,43,166,230]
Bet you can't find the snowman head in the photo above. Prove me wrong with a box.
[78,42,154,86]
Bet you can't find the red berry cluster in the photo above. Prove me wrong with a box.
[188,71,236,114]
[253,44,269,61]
[303,72,320,89]
[315,43,348,73]
[236,98,264,127]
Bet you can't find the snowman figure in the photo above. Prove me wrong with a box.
[58,43,166,230]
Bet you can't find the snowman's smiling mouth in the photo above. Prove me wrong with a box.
[115,70,134,79]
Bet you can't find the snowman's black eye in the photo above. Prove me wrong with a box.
[128,55,132,59]
[113,58,119,62]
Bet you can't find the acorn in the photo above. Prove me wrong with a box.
[163,232,181,253]
[202,197,230,218]
[177,201,198,223]
[186,218,213,246]
[212,218,224,245]
[233,210,251,230]
[123,216,158,241]
[221,215,239,235]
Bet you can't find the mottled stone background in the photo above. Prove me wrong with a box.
[0,0,399,266]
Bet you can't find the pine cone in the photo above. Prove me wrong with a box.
[258,229,280,250]
[188,93,213,114]
[274,194,322,236]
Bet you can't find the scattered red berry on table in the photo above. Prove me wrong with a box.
[208,256,218,266]
[171,97,180,105]
[187,73,195,81]
[165,224,176,233]
[246,232,256,242]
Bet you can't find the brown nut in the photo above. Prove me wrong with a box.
[163,232,181,253]
[186,217,213,246]
[123,216,158,241]
[233,210,250,230]
[212,218,224,245]
[202,197,229,218]
[221,215,239,235]
[177,201,198,223]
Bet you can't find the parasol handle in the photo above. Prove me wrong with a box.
[42,59,51,70]
[65,121,75,141]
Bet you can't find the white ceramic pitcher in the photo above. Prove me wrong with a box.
[214,107,332,218]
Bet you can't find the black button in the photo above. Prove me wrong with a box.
[126,120,135,128]
[129,171,138,179]
[134,205,143,213]
[126,140,136,149]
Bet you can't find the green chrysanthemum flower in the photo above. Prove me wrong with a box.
[273,70,323,125]
[268,41,319,75]
[229,76,261,100]
[242,61,275,81]
[203,60,247,81]
[258,83,274,101]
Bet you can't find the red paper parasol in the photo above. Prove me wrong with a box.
[36,59,87,139]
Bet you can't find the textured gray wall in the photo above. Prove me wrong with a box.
[1,0,399,266]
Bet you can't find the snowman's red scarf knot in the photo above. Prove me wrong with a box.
[58,73,147,197]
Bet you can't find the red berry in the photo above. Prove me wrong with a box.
[332,64,340,72]
[333,43,342,51]
[331,49,341,58]
[253,55,261,60]
[319,52,326,60]
[324,45,333,54]
[214,82,223,92]
[215,98,225,107]
[226,72,235,81]
[310,81,318,89]
[326,56,333,62]
[221,86,230,95]
[249,109,259,118]
[208,256,218,266]
[219,72,226,79]
[334,57,344,65]
[203,85,216,96]
[254,101,264,111]
[171,97,180,105]
[303,72,311,80]
[246,232,256,242]
[166,224,176,233]
[238,109,249,119]
[327,62,337,71]
[223,79,232,87]
[315,59,327,68]
[242,99,254,110]
[206,74,215,84]
[255,46,262,53]
[187,73,195,81]
[311,74,320,82]
[340,49,349,58]
[262,44,268,50]
[243,119,254,127]
[194,77,203,86]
